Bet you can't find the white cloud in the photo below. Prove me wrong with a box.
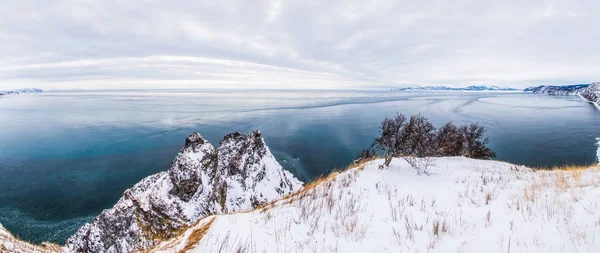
[0,0,598,90]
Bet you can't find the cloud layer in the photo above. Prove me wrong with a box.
[0,0,598,90]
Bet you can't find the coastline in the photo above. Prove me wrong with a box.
[578,94,600,110]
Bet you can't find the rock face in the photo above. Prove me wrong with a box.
[65,131,302,253]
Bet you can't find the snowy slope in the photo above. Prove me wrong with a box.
[152,157,600,253]
[65,131,301,253]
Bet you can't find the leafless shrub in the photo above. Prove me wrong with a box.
[404,156,436,175]
[358,113,496,172]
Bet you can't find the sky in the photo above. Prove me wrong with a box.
[0,0,598,90]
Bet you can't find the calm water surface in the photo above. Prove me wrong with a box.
[0,90,599,243]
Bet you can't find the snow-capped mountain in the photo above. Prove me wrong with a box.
[65,131,301,253]
[393,85,518,91]
[0,88,43,97]
[524,82,600,108]
[523,84,589,95]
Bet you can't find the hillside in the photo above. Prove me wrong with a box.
[151,157,600,253]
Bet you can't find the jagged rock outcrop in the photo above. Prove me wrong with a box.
[65,131,302,253]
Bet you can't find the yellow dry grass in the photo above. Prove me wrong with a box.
[520,163,599,203]
[0,232,61,253]
[179,217,216,253]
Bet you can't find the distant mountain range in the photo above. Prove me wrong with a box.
[524,82,600,109]
[0,88,43,97]
[392,85,519,91]
[523,84,590,95]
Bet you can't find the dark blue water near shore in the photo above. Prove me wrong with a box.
[0,90,599,244]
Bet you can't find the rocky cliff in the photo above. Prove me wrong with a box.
[65,130,302,253]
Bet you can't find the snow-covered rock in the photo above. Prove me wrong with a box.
[65,131,302,253]
[152,157,600,253]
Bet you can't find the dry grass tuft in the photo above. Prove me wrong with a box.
[0,232,61,253]
[179,217,216,253]
[544,164,597,171]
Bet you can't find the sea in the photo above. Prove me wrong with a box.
[0,89,599,243]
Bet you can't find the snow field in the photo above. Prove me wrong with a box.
[153,157,600,253]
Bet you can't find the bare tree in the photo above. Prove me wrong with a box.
[358,113,496,173]
[400,114,436,157]
[435,122,463,156]
[374,113,406,167]
[460,123,496,159]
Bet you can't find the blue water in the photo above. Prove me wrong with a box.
[0,90,599,244]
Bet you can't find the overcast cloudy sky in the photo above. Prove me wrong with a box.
[0,0,598,90]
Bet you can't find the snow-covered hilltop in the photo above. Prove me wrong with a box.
[65,131,301,253]
[0,88,43,98]
[393,85,518,91]
[152,157,600,253]
[524,82,600,108]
